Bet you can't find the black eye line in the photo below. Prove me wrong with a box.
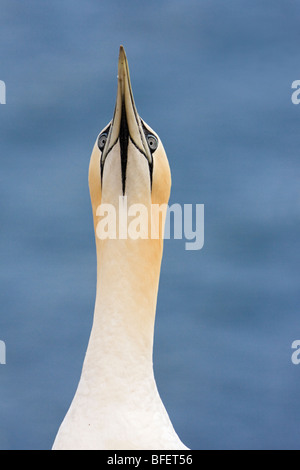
[99,124,111,143]
[147,136,158,149]
[141,121,158,153]
[100,139,118,185]
[99,121,156,191]
[129,136,153,189]
[100,124,113,184]
[98,133,108,150]
[129,136,148,161]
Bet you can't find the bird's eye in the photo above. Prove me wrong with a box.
[98,133,108,151]
[147,134,158,152]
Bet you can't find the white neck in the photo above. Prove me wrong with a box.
[53,208,188,449]
[80,236,163,398]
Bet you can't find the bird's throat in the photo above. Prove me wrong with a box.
[81,237,164,390]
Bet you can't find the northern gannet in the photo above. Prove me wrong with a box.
[52,46,188,451]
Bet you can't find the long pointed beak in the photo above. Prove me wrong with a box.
[102,46,152,193]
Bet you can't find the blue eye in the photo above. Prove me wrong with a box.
[147,134,158,152]
[98,133,108,151]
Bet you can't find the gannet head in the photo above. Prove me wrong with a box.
[89,46,171,227]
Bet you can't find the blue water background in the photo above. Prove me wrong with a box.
[0,0,299,449]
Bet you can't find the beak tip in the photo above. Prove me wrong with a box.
[119,45,126,61]
[118,46,128,84]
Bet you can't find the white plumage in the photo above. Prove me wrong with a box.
[52,46,188,451]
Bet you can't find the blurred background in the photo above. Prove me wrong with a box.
[0,0,299,450]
